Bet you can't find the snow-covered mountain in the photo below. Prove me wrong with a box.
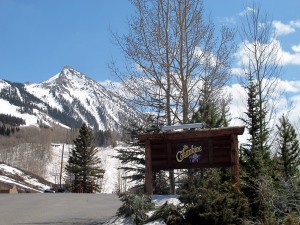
[0,66,139,131]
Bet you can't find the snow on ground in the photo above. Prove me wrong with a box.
[45,142,135,193]
[151,195,181,207]
[0,98,66,128]
[25,83,64,111]
[44,143,71,184]
[0,176,42,193]
[0,99,38,126]
[0,163,51,192]
[100,146,122,193]
[105,217,167,225]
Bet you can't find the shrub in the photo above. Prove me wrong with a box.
[148,202,184,225]
[179,170,250,225]
[283,213,300,225]
[117,192,154,225]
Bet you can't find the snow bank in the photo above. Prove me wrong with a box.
[0,163,51,192]
[152,195,181,207]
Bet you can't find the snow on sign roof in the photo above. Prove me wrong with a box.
[160,123,205,131]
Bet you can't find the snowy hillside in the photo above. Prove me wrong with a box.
[46,142,137,193]
[0,80,55,127]
[0,142,137,194]
[0,162,53,193]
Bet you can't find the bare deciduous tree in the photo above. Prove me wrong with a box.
[111,0,234,125]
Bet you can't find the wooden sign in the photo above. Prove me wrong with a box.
[138,126,245,195]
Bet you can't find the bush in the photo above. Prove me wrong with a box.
[117,192,154,225]
[148,202,184,225]
[178,170,250,225]
[283,213,300,225]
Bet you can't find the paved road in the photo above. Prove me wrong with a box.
[0,193,121,225]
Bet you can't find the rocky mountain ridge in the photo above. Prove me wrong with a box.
[0,66,139,132]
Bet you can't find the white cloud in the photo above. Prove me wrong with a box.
[235,39,300,67]
[238,7,255,16]
[290,20,300,28]
[226,78,300,142]
[234,40,280,66]
[273,20,295,36]
[278,41,300,65]
[225,83,247,123]
[194,46,217,65]
[231,67,245,76]
[277,79,300,93]
[292,44,300,53]
[272,20,300,36]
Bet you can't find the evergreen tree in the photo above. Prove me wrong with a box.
[115,119,149,192]
[240,72,273,219]
[192,98,230,129]
[276,115,300,180]
[115,144,145,187]
[178,170,249,225]
[191,77,231,129]
[116,116,170,194]
[65,123,104,193]
[237,5,281,220]
[240,73,272,180]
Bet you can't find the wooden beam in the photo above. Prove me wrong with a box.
[167,143,172,167]
[208,139,213,165]
[231,134,240,187]
[145,140,153,195]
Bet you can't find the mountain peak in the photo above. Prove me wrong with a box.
[61,65,82,78]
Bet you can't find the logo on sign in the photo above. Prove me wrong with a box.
[176,145,202,163]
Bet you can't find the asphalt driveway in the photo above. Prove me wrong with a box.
[0,193,121,225]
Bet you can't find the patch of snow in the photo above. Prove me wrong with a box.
[0,163,23,175]
[44,73,60,83]
[0,79,10,90]
[100,146,121,193]
[0,163,51,192]
[145,220,167,225]
[25,84,63,111]
[44,144,71,184]
[0,176,43,193]
[103,217,133,225]
[0,99,38,126]
[152,195,181,207]
[104,217,166,225]
[43,142,138,194]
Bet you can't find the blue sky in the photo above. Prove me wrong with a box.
[0,0,299,83]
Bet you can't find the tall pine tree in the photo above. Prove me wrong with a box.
[240,73,272,180]
[276,115,300,180]
[65,123,104,193]
[239,72,275,219]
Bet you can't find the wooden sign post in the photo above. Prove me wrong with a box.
[138,126,245,195]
